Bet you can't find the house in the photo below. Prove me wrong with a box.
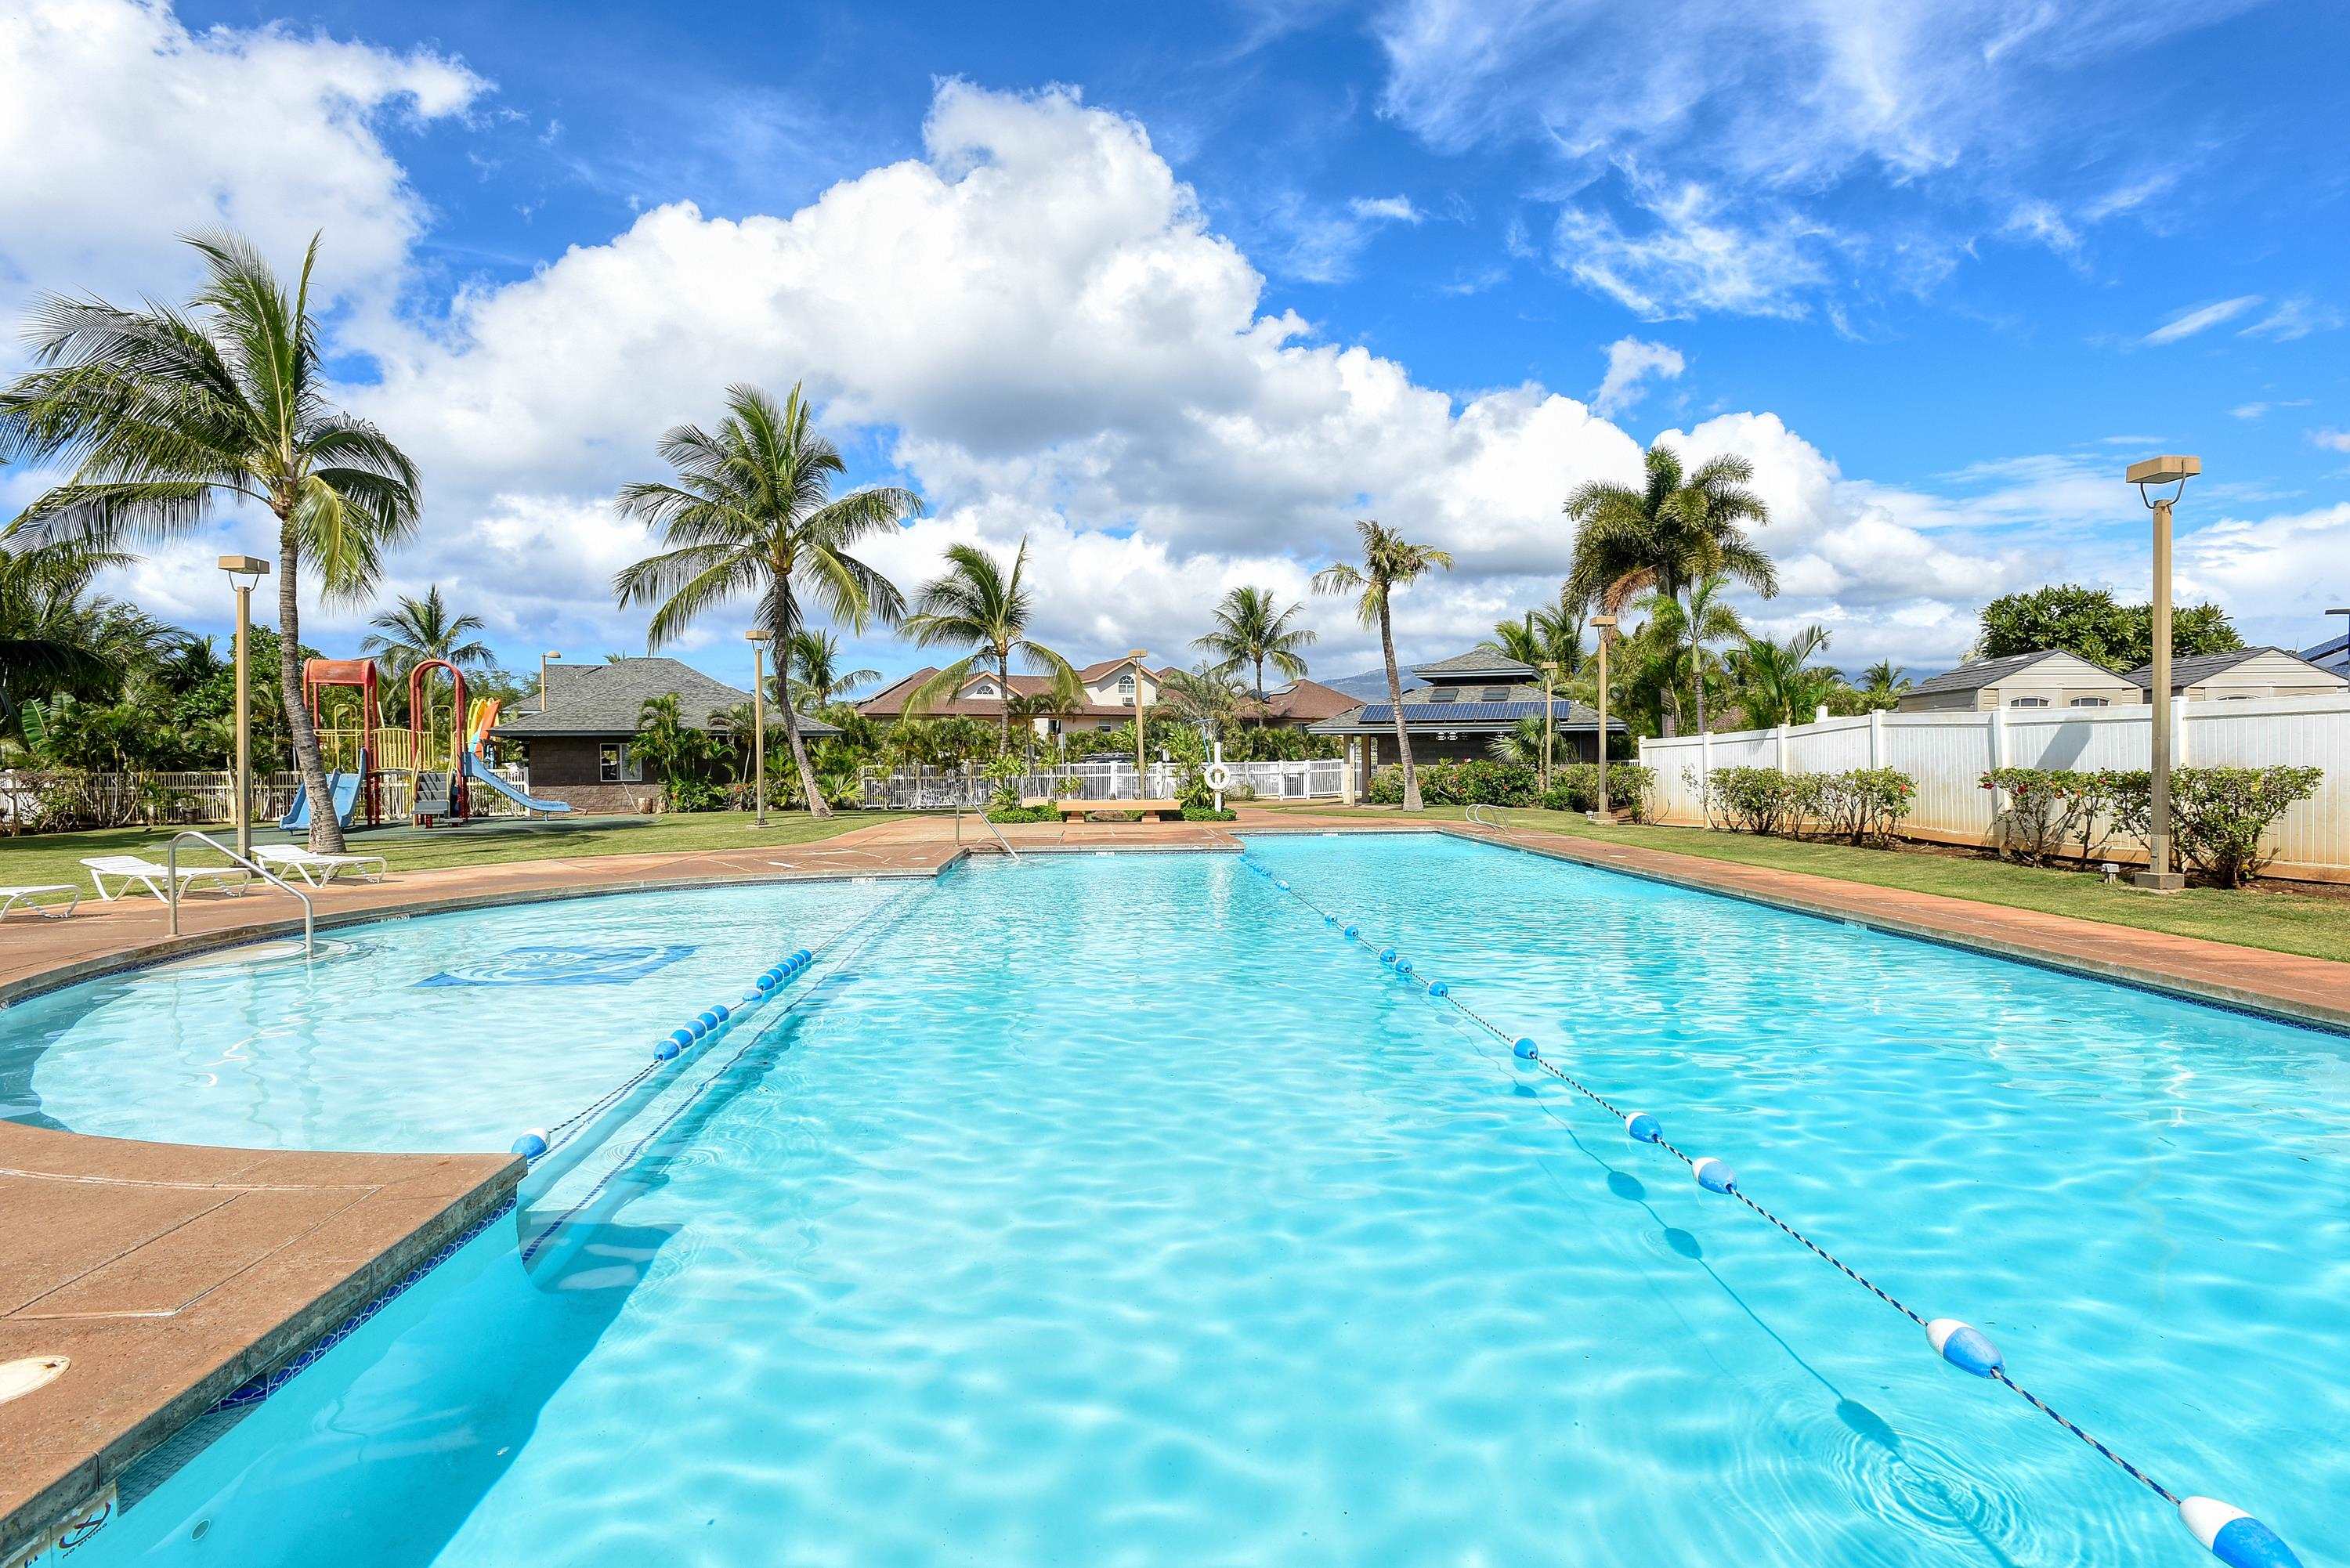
[1246,677,1360,728]
[2122,646,2350,702]
[1308,649,1624,785]
[858,650,1180,738]
[1894,650,2141,713]
[490,656,837,813]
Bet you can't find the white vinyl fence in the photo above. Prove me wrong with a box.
[1639,694,2350,880]
[859,758,1347,811]
[1,764,537,832]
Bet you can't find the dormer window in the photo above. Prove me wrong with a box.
[1480,686,1509,702]
[1429,688,1458,703]
[971,680,997,697]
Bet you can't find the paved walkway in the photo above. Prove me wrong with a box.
[6,802,2348,1554]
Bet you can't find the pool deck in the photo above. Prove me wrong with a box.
[5,804,2348,1555]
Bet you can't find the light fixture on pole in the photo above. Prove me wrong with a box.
[217,555,271,862]
[540,651,562,712]
[2126,453,2200,892]
[1589,616,1618,825]
[746,629,771,828]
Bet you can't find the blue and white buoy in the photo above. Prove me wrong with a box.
[696,1010,720,1032]
[1394,958,1414,976]
[755,973,777,992]
[1343,924,1359,940]
[668,1028,695,1050]
[654,1039,680,1060]
[1624,1111,1662,1143]
[510,1129,548,1160]
[2179,1498,2301,1568]
[1427,980,1448,997]
[1379,948,1397,966]
[1925,1317,2004,1378]
[1513,1037,1539,1060]
[1692,1157,1737,1194]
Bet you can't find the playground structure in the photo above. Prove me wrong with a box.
[284,657,570,831]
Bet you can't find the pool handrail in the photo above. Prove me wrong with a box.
[165,828,315,956]
[1466,803,1503,829]
[953,803,1022,860]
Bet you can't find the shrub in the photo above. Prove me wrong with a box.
[2170,766,2323,887]
[1537,762,1658,822]
[1365,760,1538,807]
[1979,768,2118,865]
[1180,804,1236,821]
[1816,767,1916,846]
[1703,765,1918,842]
[1705,766,1800,835]
[985,804,1059,823]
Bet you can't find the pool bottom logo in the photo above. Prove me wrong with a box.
[419,944,698,988]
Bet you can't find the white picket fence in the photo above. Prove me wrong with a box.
[859,758,1347,810]
[1639,694,2350,880]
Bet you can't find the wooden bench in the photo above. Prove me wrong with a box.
[1023,797,1187,822]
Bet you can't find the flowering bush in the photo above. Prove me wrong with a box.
[1702,765,1917,844]
[1980,764,2322,885]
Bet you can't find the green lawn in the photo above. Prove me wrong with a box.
[1277,803,2350,966]
[0,810,877,894]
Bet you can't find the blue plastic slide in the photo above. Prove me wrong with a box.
[280,753,367,832]
[462,749,573,814]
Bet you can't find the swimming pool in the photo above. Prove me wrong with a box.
[9,836,2340,1566]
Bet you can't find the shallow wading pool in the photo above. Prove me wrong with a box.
[6,835,2342,1566]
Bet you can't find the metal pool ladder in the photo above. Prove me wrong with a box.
[953,804,1022,861]
[1466,804,1503,829]
[165,829,315,956]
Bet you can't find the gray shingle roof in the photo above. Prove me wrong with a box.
[490,657,838,738]
[2119,645,2341,689]
[1411,649,1538,681]
[1312,685,1623,733]
[1907,649,2086,697]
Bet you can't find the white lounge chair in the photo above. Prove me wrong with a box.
[0,884,81,919]
[80,855,251,902]
[255,844,388,885]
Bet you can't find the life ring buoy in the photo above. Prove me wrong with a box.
[1203,761,1234,792]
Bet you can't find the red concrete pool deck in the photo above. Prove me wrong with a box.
[5,804,2348,1555]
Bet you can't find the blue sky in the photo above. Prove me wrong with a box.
[4,0,2347,688]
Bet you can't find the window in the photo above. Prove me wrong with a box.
[2008,697,2049,708]
[2068,697,2109,708]
[1429,688,1458,703]
[1117,673,1136,706]
[971,680,997,697]
[598,743,644,783]
[1480,686,1509,701]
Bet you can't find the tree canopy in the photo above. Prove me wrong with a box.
[1976,583,2243,670]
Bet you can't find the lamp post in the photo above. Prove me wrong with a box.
[1538,659,1560,794]
[2127,454,2200,892]
[1590,615,1618,824]
[539,651,562,712]
[217,555,270,861]
[746,629,771,827]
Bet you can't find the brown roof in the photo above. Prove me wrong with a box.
[1251,678,1358,724]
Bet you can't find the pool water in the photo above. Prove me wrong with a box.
[11,836,2344,1566]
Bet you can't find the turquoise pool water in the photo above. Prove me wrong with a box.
[10,836,2342,1566]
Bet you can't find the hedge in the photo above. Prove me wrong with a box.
[1366,759,1656,820]
[1699,765,1917,846]
[1981,764,2323,887]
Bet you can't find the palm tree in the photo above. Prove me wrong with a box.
[1002,690,1060,764]
[0,538,158,739]
[1486,716,1550,765]
[1158,663,1246,738]
[159,633,230,695]
[1313,520,1454,811]
[1727,626,1838,728]
[1858,659,1911,709]
[902,538,1081,751]
[1629,573,1748,734]
[783,627,880,710]
[362,584,492,741]
[1194,585,1316,721]
[0,233,422,852]
[614,381,916,819]
[1565,443,1773,738]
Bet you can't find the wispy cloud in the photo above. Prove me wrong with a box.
[1553,179,1835,320]
[2312,429,2350,454]
[1591,337,1686,416]
[2142,294,2263,345]
[2231,398,2308,421]
[1347,194,1424,224]
[2240,296,2344,341]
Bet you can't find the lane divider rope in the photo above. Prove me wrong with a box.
[1235,851,2301,1568]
